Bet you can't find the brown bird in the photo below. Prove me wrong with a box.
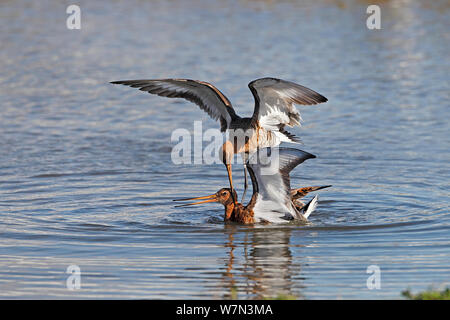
[174,188,257,224]
[174,185,330,224]
[111,78,327,203]
[174,148,330,224]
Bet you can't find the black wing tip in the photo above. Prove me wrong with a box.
[304,152,317,161]
[314,92,328,104]
[315,93,328,102]
[110,80,128,85]
[297,149,316,163]
[110,80,154,85]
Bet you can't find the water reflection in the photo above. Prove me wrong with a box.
[0,0,448,299]
[221,225,302,299]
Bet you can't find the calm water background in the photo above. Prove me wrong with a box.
[0,0,449,299]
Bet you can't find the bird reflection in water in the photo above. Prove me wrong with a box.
[221,224,304,299]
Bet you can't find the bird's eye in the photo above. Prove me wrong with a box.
[222,192,227,196]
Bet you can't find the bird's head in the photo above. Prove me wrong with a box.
[173,188,237,208]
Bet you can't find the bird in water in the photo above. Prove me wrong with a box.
[110,78,327,203]
[174,147,331,224]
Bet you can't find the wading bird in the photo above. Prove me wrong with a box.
[111,78,327,203]
[174,148,330,224]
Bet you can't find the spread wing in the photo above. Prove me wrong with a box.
[111,79,237,131]
[247,147,316,222]
[249,77,327,132]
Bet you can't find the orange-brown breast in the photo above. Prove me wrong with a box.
[224,203,235,221]
[232,203,254,224]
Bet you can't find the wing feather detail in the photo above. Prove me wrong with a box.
[111,79,236,131]
[247,147,316,222]
[249,77,327,132]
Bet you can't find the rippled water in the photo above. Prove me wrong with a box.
[0,0,449,299]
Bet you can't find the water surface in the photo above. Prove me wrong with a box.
[0,0,449,299]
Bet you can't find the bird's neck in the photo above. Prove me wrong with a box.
[224,202,235,221]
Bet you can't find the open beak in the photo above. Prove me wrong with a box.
[173,193,218,207]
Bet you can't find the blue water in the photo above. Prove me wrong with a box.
[0,0,449,299]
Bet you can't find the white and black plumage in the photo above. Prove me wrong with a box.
[246,147,319,223]
[111,77,327,202]
[173,147,329,224]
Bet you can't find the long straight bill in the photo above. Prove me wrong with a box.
[173,194,217,207]
[225,164,236,203]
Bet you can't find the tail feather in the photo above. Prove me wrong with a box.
[302,195,318,219]
[279,127,302,143]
